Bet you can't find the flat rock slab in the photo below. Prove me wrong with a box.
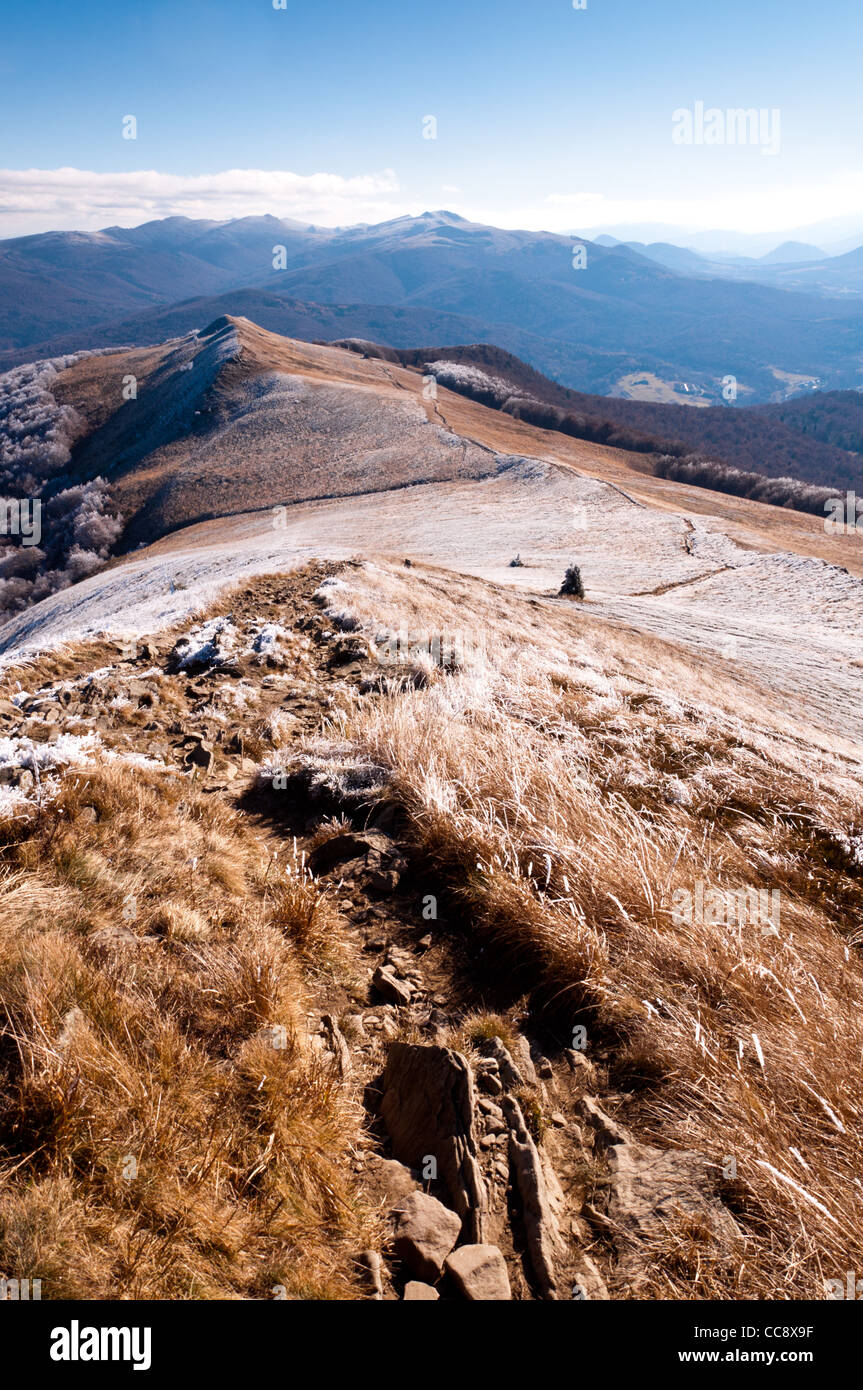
[364,1157,418,1209]
[478,1036,526,1091]
[608,1141,743,1288]
[445,1244,511,1301]
[308,830,397,875]
[381,1043,487,1241]
[393,1191,462,1283]
[501,1093,565,1299]
[403,1281,440,1301]
[577,1095,628,1148]
[571,1254,610,1301]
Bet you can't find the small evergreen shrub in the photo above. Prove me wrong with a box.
[559,564,584,599]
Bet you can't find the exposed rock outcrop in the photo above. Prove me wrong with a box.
[607,1141,743,1289]
[380,1043,487,1241]
[501,1093,566,1299]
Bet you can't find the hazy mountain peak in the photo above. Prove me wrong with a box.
[759,240,825,264]
[418,209,470,224]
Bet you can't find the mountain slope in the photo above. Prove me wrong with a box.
[1,416,862,1304]
[0,285,615,394]
[265,222,863,398]
[759,240,825,264]
[340,338,863,493]
[0,215,328,352]
[47,316,500,548]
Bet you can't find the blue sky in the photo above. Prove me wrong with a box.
[2,0,862,242]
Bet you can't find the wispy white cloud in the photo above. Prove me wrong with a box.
[5,165,863,244]
[0,167,407,235]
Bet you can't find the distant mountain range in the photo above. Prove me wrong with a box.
[594,234,827,266]
[5,210,863,404]
[585,219,863,257]
[601,234,863,298]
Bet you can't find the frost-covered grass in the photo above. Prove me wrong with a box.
[0,330,240,627]
[0,357,84,489]
[0,730,167,815]
[0,355,124,625]
[425,359,517,407]
[169,615,237,671]
[250,621,289,658]
[0,730,101,772]
[313,575,362,632]
[654,453,838,517]
[167,614,292,669]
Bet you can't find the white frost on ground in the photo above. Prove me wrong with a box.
[0,728,169,814]
[424,361,516,406]
[0,730,101,772]
[250,622,288,657]
[313,575,360,631]
[171,616,237,670]
[0,459,737,660]
[0,441,861,751]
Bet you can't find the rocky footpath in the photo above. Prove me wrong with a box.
[0,562,743,1300]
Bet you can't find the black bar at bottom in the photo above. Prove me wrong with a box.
[2,1297,850,1378]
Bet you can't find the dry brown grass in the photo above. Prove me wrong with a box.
[453,1011,519,1056]
[315,559,863,1299]
[0,638,131,705]
[0,761,368,1300]
[266,851,345,975]
[4,554,862,1302]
